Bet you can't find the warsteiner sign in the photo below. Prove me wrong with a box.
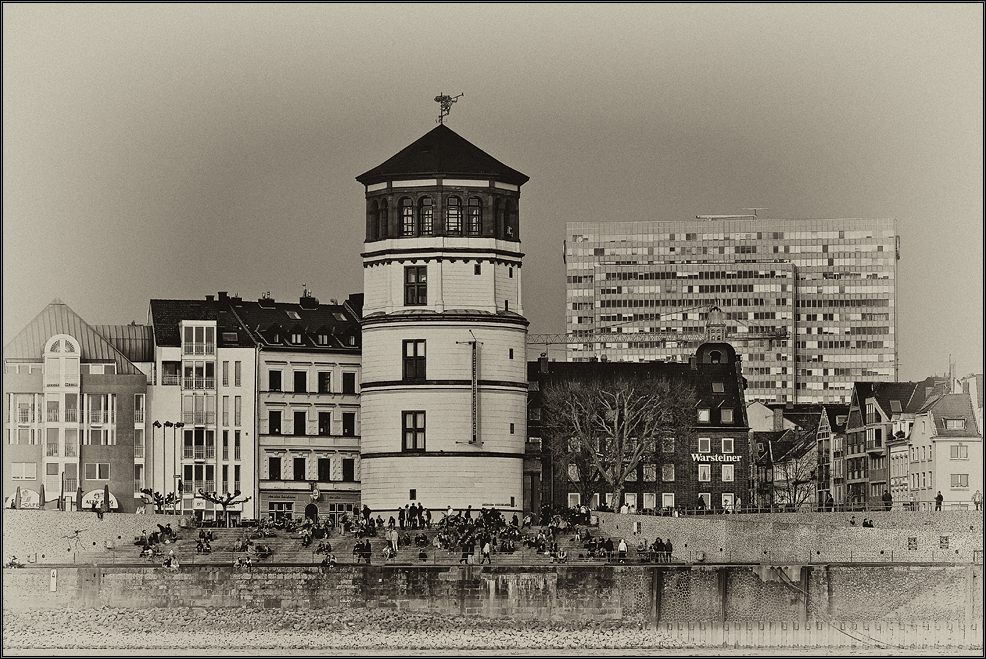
[691,454,742,462]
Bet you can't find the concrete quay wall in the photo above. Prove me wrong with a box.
[597,511,984,563]
[3,564,981,627]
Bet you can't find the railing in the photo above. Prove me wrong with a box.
[182,342,216,355]
[47,410,61,422]
[64,478,77,491]
[162,374,180,386]
[866,438,883,452]
[205,447,216,459]
[183,412,217,425]
[65,444,78,457]
[89,411,110,424]
[182,378,216,390]
[17,411,34,423]
[65,409,79,422]
[134,444,144,459]
[134,410,145,424]
[46,443,59,457]
[204,480,215,492]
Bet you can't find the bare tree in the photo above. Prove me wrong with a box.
[140,489,179,514]
[542,376,695,509]
[771,436,817,510]
[195,489,252,527]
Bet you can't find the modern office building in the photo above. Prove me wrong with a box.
[3,299,150,513]
[564,217,899,405]
[357,123,530,518]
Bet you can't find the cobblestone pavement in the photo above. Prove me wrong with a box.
[3,606,682,652]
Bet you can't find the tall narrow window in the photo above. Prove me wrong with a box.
[403,411,426,451]
[294,371,307,393]
[293,457,307,482]
[342,412,356,437]
[318,412,331,436]
[294,410,307,436]
[445,196,462,234]
[269,370,282,392]
[467,197,482,235]
[269,410,281,435]
[318,372,331,394]
[404,266,427,306]
[269,457,281,481]
[379,199,389,238]
[403,340,426,380]
[401,197,414,236]
[318,458,331,482]
[342,372,357,394]
[419,196,433,235]
[368,200,379,240]
[234,361,242,387]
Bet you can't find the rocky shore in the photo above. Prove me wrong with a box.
[3,606,681,651]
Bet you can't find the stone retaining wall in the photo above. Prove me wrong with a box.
[3,563,980,627]
[596,511,984,563]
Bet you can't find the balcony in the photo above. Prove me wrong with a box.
[17,411,34,424]
[46,443,59,457]
[65,409,79,423]
[89,411,110,424]
[865,438,884,455]
[183,342,216,356]
[47,411,61,422]
[162,374,180,386]
[182,412,217,426]
[64,478,77,492]
[134,410,145,424]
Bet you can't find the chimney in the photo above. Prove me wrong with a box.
[539,354,549,374]
[689,356,697,370]
[218,291,229,302]
[205,294,215,302]
[773,407,785,432]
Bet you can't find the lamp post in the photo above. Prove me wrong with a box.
[174,422,185,515]
[152,421,162,500]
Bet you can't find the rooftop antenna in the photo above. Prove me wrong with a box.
[743,208,769,219]
[435,92,464,124]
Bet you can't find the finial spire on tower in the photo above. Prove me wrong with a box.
[435,92,464,124]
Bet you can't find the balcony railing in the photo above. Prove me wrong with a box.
[183,378,215,390]
[194,449,205,460]
[866,438,884,453]
[134,410,145,424]
[64,478,77,492]
[182,412,217,425]
[183,342,216,355]
[134,444,144,459]
[89,411,110,424]
[65,443,78,458]
[17,411,34,423]
[183,447,194,459]
[205,447,216,459]
[47,411,61,422]
[162,374,180,386]
[46,443,59,457]
[204,480,215,493]
[65,409,79,423]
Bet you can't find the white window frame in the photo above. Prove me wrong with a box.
[721,438,734,454]
[698,463,711,482]
[698,437,711,453]
[722,463,735,482]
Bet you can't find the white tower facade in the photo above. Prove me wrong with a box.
[357,125,529,517]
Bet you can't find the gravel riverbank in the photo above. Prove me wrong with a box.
[3,606,682,652]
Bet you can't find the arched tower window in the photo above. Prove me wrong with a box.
[505,199,518,240]
[418,197,433,235]
[44,335,81,389]
[493,198,503,239]
[379,199,389,239]
[466,197,483,236]
[445,196,462,235]
[367,200,379,241]
[400,197,414,236]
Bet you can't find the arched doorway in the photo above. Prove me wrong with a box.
[305,502,319,522]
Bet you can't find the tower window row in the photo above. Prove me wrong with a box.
[366,194,518,242]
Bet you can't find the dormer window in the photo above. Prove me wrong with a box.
[347,336,356,346]
[286,311,300,320]
[945,418,966,431]
[720,408,734,423]
[317,334,329,346]
[698,408,710,423]
[291,332,303,345]
[712,382,725,393]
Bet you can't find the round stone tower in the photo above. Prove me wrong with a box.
[356,124,530,518]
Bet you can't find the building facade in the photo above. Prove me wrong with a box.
[564,218,899,405]
[3,300,150,513]
[357,124,530,517]
[907,393,983,511]
[234,291,362,526]
[528,342,751,514]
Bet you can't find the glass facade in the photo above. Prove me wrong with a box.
[565,218,898,404]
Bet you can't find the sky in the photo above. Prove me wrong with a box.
[3,4,983,381]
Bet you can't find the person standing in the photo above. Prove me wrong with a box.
[617,538,628,564]
[480,540,492,564]
[882,490,893,511]
[664,538,673,563]
[972,490,983,511]
[935,491,944,511]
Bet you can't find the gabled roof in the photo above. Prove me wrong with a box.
[356,124,529,187]
[148,299,254,348]
[921,393,983,438]
[91,324,155,363]
[3,299,145,375]
[232,299,360,351]
[821,405,850,433]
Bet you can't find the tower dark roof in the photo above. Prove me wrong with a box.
[356,124,529,187]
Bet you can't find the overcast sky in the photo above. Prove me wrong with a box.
[3,4,983,380]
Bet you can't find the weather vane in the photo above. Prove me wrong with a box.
[435,92,464,124]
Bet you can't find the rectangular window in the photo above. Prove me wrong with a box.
[342,372,357,394]
[721,438,734,454]
[234,465,240,491]
[945,419,966,430]
[234,396,242,426]
[662,493,675,509]
[698,409,710,423]
[404,266,427,306]
[403,340,426,380]
[222,396,229,426]
[84,463,111,480]
[342,458,356,482]
[134,394,145,424]
[722,464,735,482]
[134,428,144,459]
[318,412,331,436]
[269,457,281,480]
[720,408,734,423]
[293,457,306,482]
[222,361,229,387]
[269,370,282,392]
[951,474,969,488]
[318,372,332,394]
[318,458,331,482]
[568,492,581,508]
[698,437,711,453]
[234,361,242,387]
[222,430,229,460]
[269,410,281,435]
[294,371,307,393]
[294,410,307,436]
[134,464,144,492]
[698,464,711,482]
[662,437,674,453]
[643,464,657,481]
[662,464,675,481]
[403,411,426,451]
[342,412,356,437]
[950,445,969,459]
[11,462,37,480]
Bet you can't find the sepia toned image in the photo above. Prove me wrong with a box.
[3,4,983,656]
